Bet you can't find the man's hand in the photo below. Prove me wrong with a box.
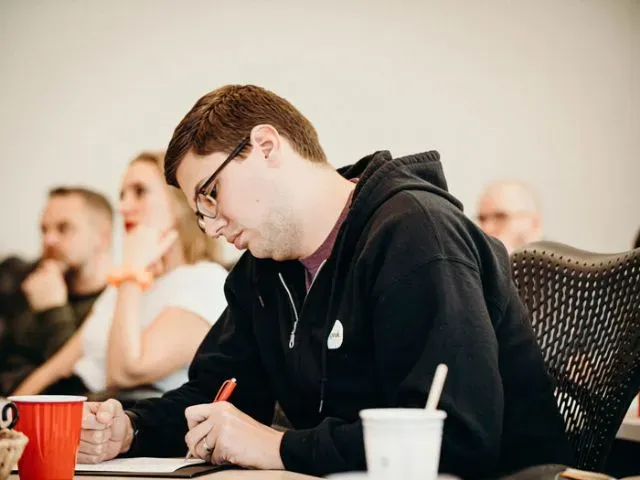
[78,399,133,464]
[21,260,67,312]
[184,402,285,470]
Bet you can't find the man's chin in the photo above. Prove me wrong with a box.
[247,246,264,258]
[246,243,271,260]
[245,241,290,261]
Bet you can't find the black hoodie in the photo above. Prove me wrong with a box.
[127,151,572,478]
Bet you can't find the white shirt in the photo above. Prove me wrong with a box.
[73,261,227,392]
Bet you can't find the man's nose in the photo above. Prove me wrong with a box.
[482,221,501,236]
[204,216,227,238]
[43,231,59,247]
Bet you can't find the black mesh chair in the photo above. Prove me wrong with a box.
[511,242,640,471]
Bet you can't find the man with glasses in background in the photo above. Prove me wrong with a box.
[78,85,571,478]
[476,180,543,254]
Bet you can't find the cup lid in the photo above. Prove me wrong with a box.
[9,395,87,403]
[359,407,447,420]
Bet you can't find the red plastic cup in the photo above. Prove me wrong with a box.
[9,395,87,480]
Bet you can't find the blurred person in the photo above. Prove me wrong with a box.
[0,256,34,320]
[0,256,33,348]
[476,180,543,254]
[0,187,113,395]
[76,85,571,478]
[12,152,228,396]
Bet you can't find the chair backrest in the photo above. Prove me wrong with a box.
[510,241,640,471]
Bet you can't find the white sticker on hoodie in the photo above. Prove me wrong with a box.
[327,320,344,350]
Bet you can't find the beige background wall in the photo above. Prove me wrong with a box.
[1,0,638,262]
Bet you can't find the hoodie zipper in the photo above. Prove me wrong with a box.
[278,273,300,349]
[278,260,327,349]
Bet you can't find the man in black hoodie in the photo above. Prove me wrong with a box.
[78,85,572,478]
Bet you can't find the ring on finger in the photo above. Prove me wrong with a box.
[203,437,212,453]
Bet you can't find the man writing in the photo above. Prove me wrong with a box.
[78,85,571,478]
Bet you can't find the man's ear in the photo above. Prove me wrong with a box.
[530,212,543,241]
[98,220,114,253]
[250,125,281,165]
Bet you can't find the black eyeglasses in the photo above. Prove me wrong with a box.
[195,137,251,231]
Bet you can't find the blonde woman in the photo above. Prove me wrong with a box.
[13,152,228,395]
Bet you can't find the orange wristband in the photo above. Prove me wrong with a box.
[107,268,153,290]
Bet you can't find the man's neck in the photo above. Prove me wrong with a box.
[69,253,110,296]
[296,168,355,259]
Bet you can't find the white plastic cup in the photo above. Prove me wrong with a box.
[360,408,447,480]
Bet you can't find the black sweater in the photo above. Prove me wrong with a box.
[127,151,572,478]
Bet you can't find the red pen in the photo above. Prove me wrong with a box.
[185,378,237,459]
[214,378,237,402]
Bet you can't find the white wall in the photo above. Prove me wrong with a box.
[1,0,638,261]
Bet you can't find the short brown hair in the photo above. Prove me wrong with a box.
[131,151,228,267]
[164,85,327,187]
[49,186,113,227]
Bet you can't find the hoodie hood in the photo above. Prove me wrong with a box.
[337,150,463,237]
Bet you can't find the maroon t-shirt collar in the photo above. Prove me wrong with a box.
[300,181,357,290]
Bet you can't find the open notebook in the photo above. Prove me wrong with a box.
[74,457,236,478]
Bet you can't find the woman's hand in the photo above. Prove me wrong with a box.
[122,225,178,272]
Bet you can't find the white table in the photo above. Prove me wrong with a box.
[616,396,640,442]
